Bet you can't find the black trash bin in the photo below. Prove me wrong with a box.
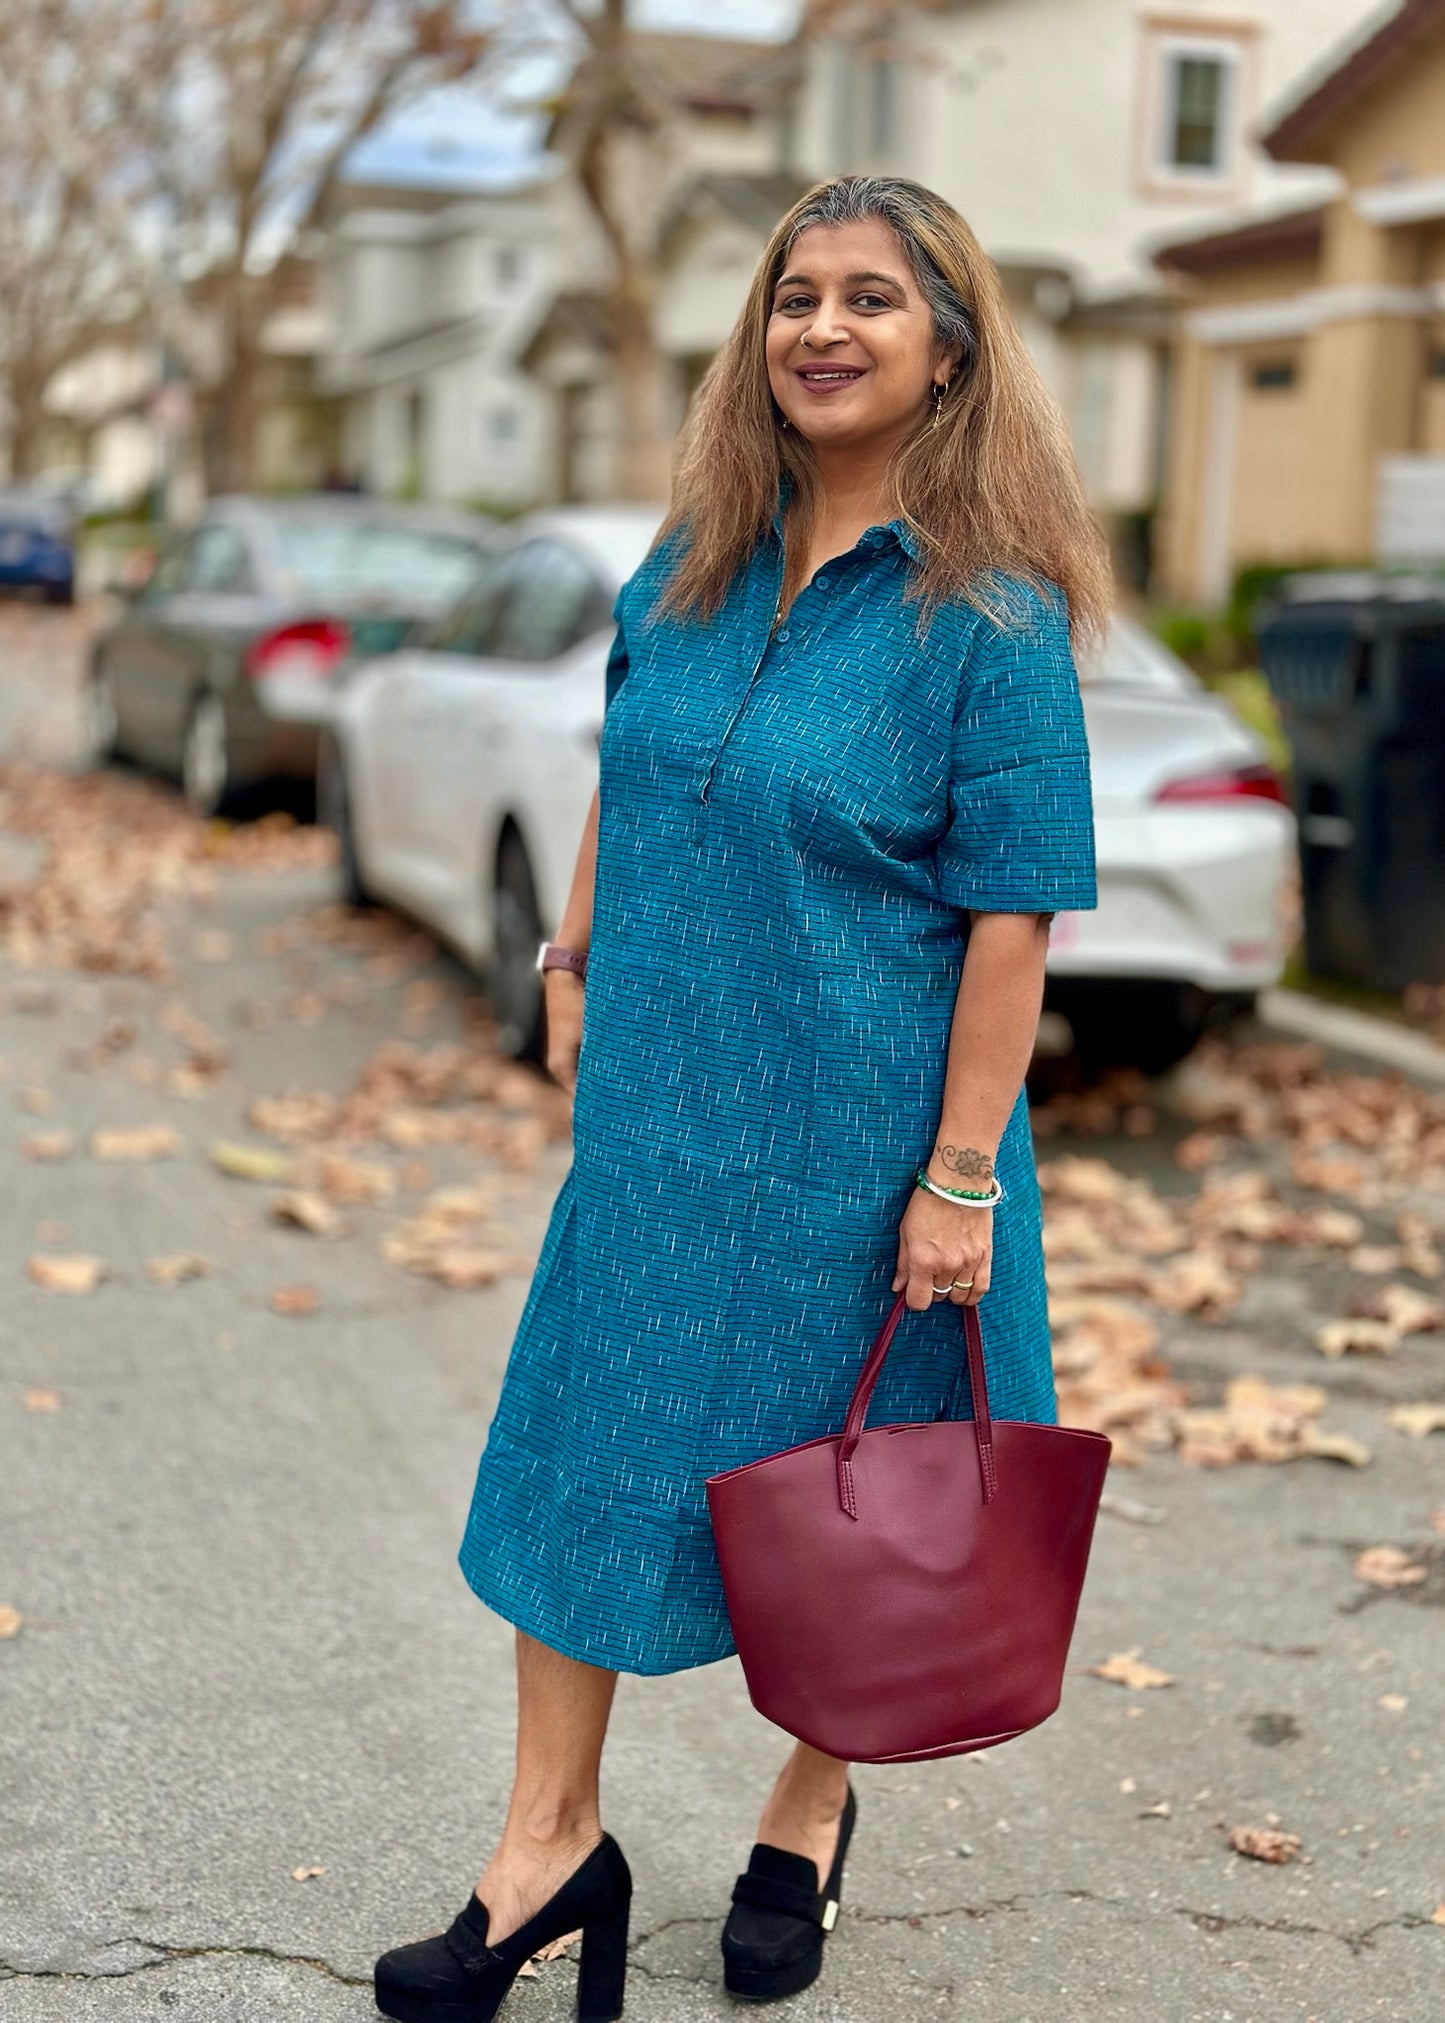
[1256,577,1445,992]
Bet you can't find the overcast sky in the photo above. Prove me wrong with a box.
[345,0,802,190]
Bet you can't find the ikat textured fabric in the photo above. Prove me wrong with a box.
[458,494,1098,1674]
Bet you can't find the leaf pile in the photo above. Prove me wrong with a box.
[0,765,334,976]
[245,1038,574,1163]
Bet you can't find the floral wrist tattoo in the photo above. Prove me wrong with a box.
[932,1142,995,1184]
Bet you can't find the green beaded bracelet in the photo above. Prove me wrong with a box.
[914,1167,1003,1207]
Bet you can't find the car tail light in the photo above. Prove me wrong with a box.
[1154,763,1290,808]
[246,618,351,683]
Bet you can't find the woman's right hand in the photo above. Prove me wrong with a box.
[543,971,586,1092]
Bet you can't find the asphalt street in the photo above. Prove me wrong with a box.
[1,604,1440,2023]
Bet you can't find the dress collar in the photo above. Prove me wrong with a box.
[770,471,925,565]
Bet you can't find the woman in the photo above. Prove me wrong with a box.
[375,173,1108,2022]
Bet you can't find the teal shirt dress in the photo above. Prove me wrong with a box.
[458,490,1097,1675]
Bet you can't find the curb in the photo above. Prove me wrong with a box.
[1258,986,1445,1088]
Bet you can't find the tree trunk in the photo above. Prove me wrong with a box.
[4,365,48,481]
[609,262,673,502]
[209,271,264,494]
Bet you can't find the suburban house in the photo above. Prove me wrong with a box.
[35,259,334,516]
[777,0,1382,560]
[1153,0,1445,601]
[319,32,793,506]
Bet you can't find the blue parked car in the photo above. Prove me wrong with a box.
[0,492,76,604]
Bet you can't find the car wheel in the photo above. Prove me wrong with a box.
[489,828,545,1062]
[45,580,76,608]
[83,662,121,768]
[317,734,372,909]
[1051,980,1208,1077]
[180,691,231,818]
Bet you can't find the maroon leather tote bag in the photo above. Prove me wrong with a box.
[706,1292,1111,1764]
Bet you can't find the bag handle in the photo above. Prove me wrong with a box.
[836,1292,997,1518]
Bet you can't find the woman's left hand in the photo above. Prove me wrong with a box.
[892,1188,993,1312]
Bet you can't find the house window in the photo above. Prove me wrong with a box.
[487,407,519,444]
[1168,55,1227,170]
[1428,348,1445,379]
[1142,28,1248,189]
[1250,359,1297,392]
[829,28,903,168]
[495,244,523,286]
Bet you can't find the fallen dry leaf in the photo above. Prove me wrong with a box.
[0,1605,23,1639]
[1375,1284,1445,1336]
[1348,1243,1402,1276]
[1352,1545,1427,1591]
[270,1284,321,1316]
[210,1140,295,1184]
[249,1091,339,1141]
[23,1388,62,1411]
[270,1191,349,1239]
[90,1124,184,1161]
[1430,1508,1445,1535]
[146,1252,211,1286]
[1228,1825,1302,1865]
[1174,1129,1225,1171]
[1377,1693,1408,1713]
[1087,1649,1176,1691]
[1386,1403,1445,1439]
[290,1865,327,1882]
[19,1086,52,1114]
[27,1253,107,1295]
[1431,1903,1445,1926]
[531,1932,581,1964]
[312,1151,395,1205]
[1314,1318,1398,1359]
[1295,1425,1373,1468]
[1149,1252,1241,1321]
[21,1130,73,1161]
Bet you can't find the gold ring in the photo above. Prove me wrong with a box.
[952,1279,975,1289]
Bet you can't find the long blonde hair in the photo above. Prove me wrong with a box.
[652,175,1112,647]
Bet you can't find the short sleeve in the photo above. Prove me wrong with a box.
[603,584,628,713]
[933,581,1097,916]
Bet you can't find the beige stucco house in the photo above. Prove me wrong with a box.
[782,0,1380,557]
[1154,0,1445,601]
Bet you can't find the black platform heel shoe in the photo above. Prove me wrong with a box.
[374,1833,632,2023]
[721,1784,857,2003]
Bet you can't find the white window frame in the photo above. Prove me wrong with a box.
[1141,27,1251,195]
[1156,36,1239,182]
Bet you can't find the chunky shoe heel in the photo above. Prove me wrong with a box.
[577,1900,630,2021]
[721,1785,856,2004]
[375,1833,632,2023]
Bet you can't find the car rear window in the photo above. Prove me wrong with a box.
[275,520,484,605]
[0,494,69,534]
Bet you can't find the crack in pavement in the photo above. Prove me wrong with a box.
[1,1897,1431,1996]
[1179,1907,1434,1955]
[0,1937,370,1990]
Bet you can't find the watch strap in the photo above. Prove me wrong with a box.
[537,940,588,980]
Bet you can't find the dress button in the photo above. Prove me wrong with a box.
[777,626,791,641]
[816,574,831,591]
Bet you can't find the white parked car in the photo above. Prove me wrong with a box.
[324,507,1293,1069]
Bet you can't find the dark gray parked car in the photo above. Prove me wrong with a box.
[86,495,499,813]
